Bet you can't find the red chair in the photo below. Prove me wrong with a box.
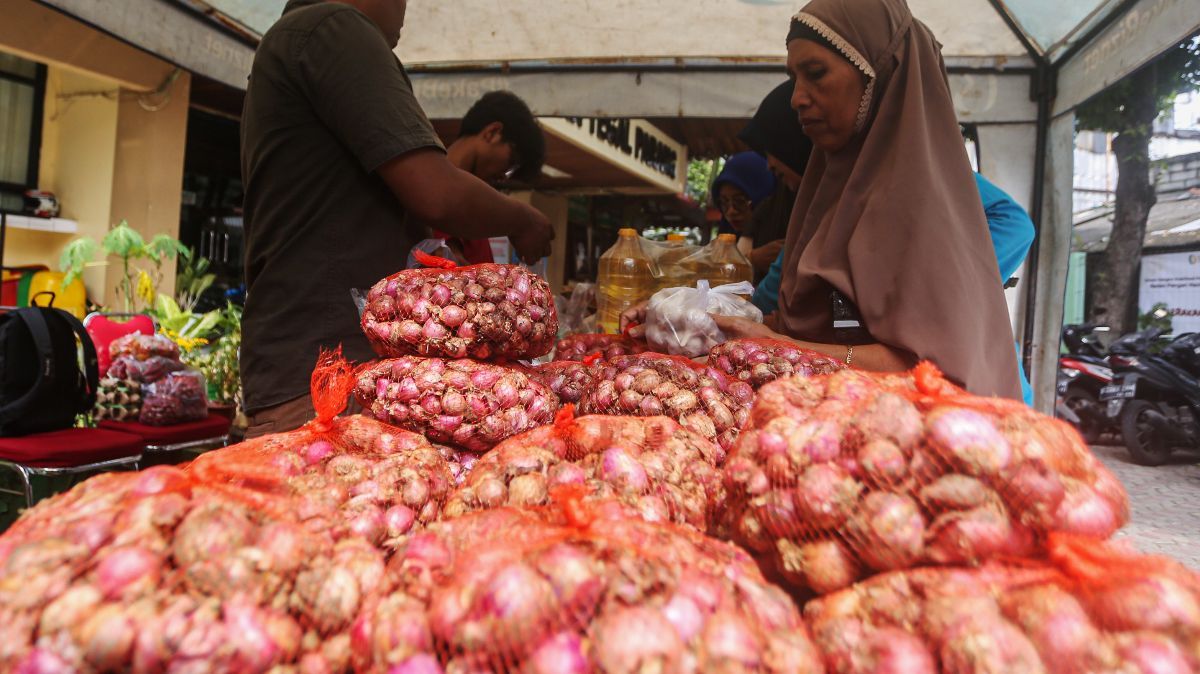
[83,312,156,377]
[99,413,231,464]
[0,427,144,508]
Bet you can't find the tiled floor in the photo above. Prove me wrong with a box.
[1091,444,1200,568]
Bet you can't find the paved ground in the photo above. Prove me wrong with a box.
[1091,444,1200,568]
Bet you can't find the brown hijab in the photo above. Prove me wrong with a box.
[779,0,1022,399]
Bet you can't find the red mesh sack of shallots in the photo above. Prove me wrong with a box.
[361,253,558,360]
[0,466,395,673]
[723,362,1129,596]
[803,534,1200,674]
[579,352,755,451]
[709,338,846,388]
[180,349,455,547]
[530,358,599,404]
[354,356,560,452]
[441,406,726,533]
[349,490,825,674]
[553,333,649,362]
[0,351,460,672]
[434,442,481,487]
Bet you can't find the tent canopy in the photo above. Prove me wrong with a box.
[195,0,1123,65]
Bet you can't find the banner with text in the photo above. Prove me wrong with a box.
[1139,251,1200,333]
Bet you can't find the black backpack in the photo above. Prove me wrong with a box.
[0,307,99,437]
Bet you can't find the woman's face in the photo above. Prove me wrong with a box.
[787,38,867,154]
[717,183,753,231]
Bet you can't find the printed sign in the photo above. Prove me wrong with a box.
[1139,251,1200,333]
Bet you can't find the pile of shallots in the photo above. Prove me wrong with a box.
[362,263,557,361]
[553,333,648,362]
[354,357,559,452]
[360,499,826,674]
[441,413,726,533]
[579,353,754,451]
[709,338,845,389]
[723,364,1129,596]
[804,540,1200,674]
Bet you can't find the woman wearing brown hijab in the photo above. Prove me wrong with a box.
[711,0,1022,399]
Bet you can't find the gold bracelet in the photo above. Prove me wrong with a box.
[845,345,854,366]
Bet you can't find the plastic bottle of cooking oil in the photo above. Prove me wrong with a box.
[597,228,655,334]
[695,233,754,287]
[654,233,698,293]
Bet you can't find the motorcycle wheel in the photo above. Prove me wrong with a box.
[1119,400,1173,467]
[1062,384,1100,444]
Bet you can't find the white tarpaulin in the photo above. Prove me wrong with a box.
[1140,251,1200,334]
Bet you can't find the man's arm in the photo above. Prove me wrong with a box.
[377,149,552,262]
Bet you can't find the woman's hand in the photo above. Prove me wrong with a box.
[619,301,649,339]
[711,314,785,341]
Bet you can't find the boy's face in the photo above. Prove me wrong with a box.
[474,122,520,184]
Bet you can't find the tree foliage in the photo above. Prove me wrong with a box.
[1077,40,1200,134]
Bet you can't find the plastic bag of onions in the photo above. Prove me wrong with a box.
[553,333,648,362]
[0,464,386,673]
[442,408,726,533]
[361,252,558,361]
[354,356,560,452]
[804,536,1200,674]
[709,338,845,389]
[722,362,1129,597]
[349,492,825,674]
[579,353,754,451]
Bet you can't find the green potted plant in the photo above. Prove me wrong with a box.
[60,220,188,312]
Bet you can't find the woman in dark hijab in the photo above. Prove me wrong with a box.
[739,80,815,278]
[713,0,1021,399]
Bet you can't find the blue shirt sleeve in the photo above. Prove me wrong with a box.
[975,173,1035,282]
[752,250,784,314]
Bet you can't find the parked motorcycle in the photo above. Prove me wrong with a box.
[1101,329,1200,466]
[1056,324,1114,443]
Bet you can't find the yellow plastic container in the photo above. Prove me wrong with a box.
[597,228,655,334]
[28,271,87,319]
[654,233,699,293]
[694,233,754,287]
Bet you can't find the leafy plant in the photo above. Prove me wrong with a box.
[59,221,189,312]
[154,294,221,346]
[175,247,216,313]
[1137,302,1174,334]
[183,302,243,407]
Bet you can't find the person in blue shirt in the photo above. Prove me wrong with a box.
[752,172,1037,403]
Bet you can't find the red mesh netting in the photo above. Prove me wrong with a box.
[0,351,463,672]
[722,363,1129,596]
[804,534,1200,673]
[441,407,727,534]
[553,333,649,362]
[354,356,560,452]
[578,353,755,452]
[361,261,558,361]
[351,491,825,673]
[709,338,846,389]
[530,359,598,404]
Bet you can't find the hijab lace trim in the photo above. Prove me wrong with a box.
[793,11,876,132]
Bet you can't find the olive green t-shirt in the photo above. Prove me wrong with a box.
[240,0,443,412]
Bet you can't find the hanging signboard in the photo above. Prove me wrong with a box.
[539,117,687,194]
[1139,250,1200,333]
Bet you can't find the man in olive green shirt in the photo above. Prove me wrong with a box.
[240,0,553,437]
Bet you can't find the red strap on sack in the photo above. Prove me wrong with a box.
[412,249,458,270]
[582,353,604,366]
[622,322,640,339]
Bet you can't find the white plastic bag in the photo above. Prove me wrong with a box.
[644,280,762,357]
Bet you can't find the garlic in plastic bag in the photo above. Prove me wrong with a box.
[644,280,762,357]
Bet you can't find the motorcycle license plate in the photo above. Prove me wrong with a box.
[1099,382,1136,401]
